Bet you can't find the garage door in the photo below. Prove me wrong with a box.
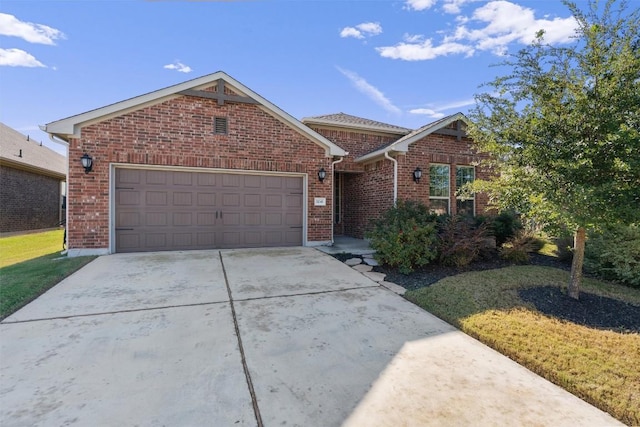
[115,169,303,253]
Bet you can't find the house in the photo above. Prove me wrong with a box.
[43,71,489,256]
[303,113,490,238]
[0,123,67,233]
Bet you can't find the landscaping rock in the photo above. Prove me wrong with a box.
[345,258,362,266]
[363,258,379,266]
[353,264,373,273]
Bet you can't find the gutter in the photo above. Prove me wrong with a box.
[330,155,346,245]
[39,125,70,147]
[384,151,398,204]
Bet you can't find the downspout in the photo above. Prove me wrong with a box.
[384,151,398,204]
[330,156,345,245]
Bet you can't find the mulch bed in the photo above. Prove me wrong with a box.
[331,251,640,333]
[370,252,571,291]
[519,286,640,333]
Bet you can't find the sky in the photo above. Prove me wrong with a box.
[0,0,587,156]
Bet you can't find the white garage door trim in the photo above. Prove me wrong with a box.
[109,163,309,254]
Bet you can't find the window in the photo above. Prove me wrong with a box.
[214,117,228,134]
[456,166,475,216]
[429,164,450,215]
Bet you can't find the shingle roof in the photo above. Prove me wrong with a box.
[302,113,411,135]
[0,123,67,179]
[384,114,461,147]
[356,112,470,163]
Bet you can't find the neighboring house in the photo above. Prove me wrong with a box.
[43,71,489,256]
[0,123,67,233]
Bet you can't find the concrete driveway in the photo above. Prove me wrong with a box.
[0,248,620,426]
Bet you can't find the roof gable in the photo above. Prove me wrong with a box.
[43,71,346,157]
[302,113,411,135]
[0,123,66,179]
[356,112,471,163]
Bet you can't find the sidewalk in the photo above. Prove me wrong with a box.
[316,235,375,256]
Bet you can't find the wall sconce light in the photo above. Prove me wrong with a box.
[318,168,327,183]
[413,167,422,183]
[81,153,93,174]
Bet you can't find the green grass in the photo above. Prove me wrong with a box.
[0,230,96,320]
[405,266,640,426]
[0,229,66,268]
[538,241,559,257]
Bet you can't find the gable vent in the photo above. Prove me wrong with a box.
[214,117,228,135]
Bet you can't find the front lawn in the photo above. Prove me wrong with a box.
[405,266,640,425]
[0,229,66,268]
[0,230,96,320]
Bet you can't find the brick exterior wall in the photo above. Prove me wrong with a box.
[396,132,491,215]
[342,161,395,238]
[308,124,491,238]
[309,126,399,173]
[67,90,333,251]
[310,126,400,238]
[0,165,62,232]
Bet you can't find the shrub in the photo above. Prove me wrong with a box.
[366,200,439,274]
[500,231,546,264]
[585,224,640,287]
[492,210,523,246]
[437,215,490,267]
[499,243,530,264]
[521,233,546,252]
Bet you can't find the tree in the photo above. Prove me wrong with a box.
[469,0,640,299]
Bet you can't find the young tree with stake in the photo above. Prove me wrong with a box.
[469,0,640,299]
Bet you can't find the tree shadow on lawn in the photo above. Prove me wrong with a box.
[519,286,640,333]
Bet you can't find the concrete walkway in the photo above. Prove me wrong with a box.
[0,248,620,426]
[316,235,375,256]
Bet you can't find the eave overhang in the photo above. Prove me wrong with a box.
[355,112,470,164]
[0,157,66,180]
[43,71,346,158]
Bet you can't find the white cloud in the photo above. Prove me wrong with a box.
[403,33,425,43]
[377,38,473,61]
[442,0,478,14]
[164,61,192,73]
[450,1,577,54]
[340,27,363,39]
[409,98,475,118]
[404,0,478,14]
[404,0,437,11]
[340,22,382,39]
[379,1,577,61]
[409,108,445,119]
[0,13,65,45]
[0,48,45,67]
[434,98,476,110]
[357,22,382,35]
[337,67,401,115]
